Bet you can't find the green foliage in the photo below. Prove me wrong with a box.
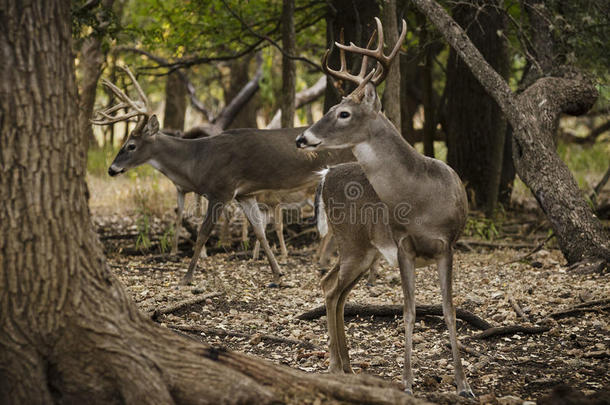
[464,215,502,240]
[122,0,325,60]
[71,0,120,46]
[135,211,152,251]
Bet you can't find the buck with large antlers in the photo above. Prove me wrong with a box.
[296,18,474,397]
[92,66,353,286]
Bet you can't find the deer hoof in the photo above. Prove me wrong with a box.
[267,282,279,288]
[458,388,475,398]
[180,276,194,286]
[404,388,413,396]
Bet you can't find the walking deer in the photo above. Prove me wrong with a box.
[92,66,353,286]
[296,18,474,397]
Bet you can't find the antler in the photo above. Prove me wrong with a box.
[323,17,407,95]
[91,65,152,126]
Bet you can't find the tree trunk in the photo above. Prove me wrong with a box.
[444,0,509,214]
[226,54,260,129]
[281,0,296,128]
[419,21,436,158]
[163,71,188,131]
[0,2,425,403]
[381,0,401,132]
[412,0,610,265]
[76,0,116,149]
[324,0,380,112]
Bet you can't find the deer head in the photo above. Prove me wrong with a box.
[91,65,160,176]
[296,17,406,150]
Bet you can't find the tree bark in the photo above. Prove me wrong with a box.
[281,0,296,128]
[226,53,260,130]
[163,71,188,131]
[381,0,401,132]
[412,0,610,264]
[444,0,509,214]
[0,2,425,403]
[324,0,380,112]
[76,0,116,149]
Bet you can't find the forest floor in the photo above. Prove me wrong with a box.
[95,208,610,405]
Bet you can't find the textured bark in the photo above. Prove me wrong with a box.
[76,0,115,149]
[381,0,401,132]
[225,53,260,130]
[0,2,426,403]
[444,0,509,213]
[413,0,610,264]
[324,0,380,112]
[281,0,296,128]
[163,71,187,131]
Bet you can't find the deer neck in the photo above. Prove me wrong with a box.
[148,134,202,192]
[351,116,423,207]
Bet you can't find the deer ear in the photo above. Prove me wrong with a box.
[146,115,159,135]
[362,83,381,112]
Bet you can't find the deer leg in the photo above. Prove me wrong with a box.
[273,204,288,260]
[317,231,334,266]
[181,199,224,285]
[198,196,208,259]
[397,240,417,394]
[335,250,377,373]
[366,253,381,286]
[438,249,474,398]
[322,252,375,374]
[171,188,185,255]
[219,205,232,247]
[237,197,282,285]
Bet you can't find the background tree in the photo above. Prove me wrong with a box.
[443,0,509,215]
[281,0,297,128]
[412,0,610,267]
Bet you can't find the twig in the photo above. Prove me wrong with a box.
[445,341,482,357]
[168,324,319,350]
[220,0,322,72]
[458,239,537,250]
[503,233,554,265]
[472,325,550,340]
[150,292,222,320]
[508,294,530,322]
[548,303,610,320]
[297,303,492,331]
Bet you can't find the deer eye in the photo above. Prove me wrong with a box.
[126,144,136,151]
[338,111,351,119]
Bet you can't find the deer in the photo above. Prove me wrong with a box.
[92,65,353,286]
[295,18,474,397]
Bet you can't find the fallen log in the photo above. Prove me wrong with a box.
[297,303,492,331]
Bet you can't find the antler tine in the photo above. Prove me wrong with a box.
[323,29,376,87]
[118,65,150,113]
[92,65,152,126]
[371,18,407,85]
[334,17,407,86]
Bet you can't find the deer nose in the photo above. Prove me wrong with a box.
[296,134,307,148]
[108,165,124,177]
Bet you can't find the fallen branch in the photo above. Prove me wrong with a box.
[508,294,530,322]
[548,303,610,319]
[445,341,482,357]
[150,292,222,320]
[472,325,551,340]
[169,324,319,350]
[297,303,492,331]
[458,239,537,250]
